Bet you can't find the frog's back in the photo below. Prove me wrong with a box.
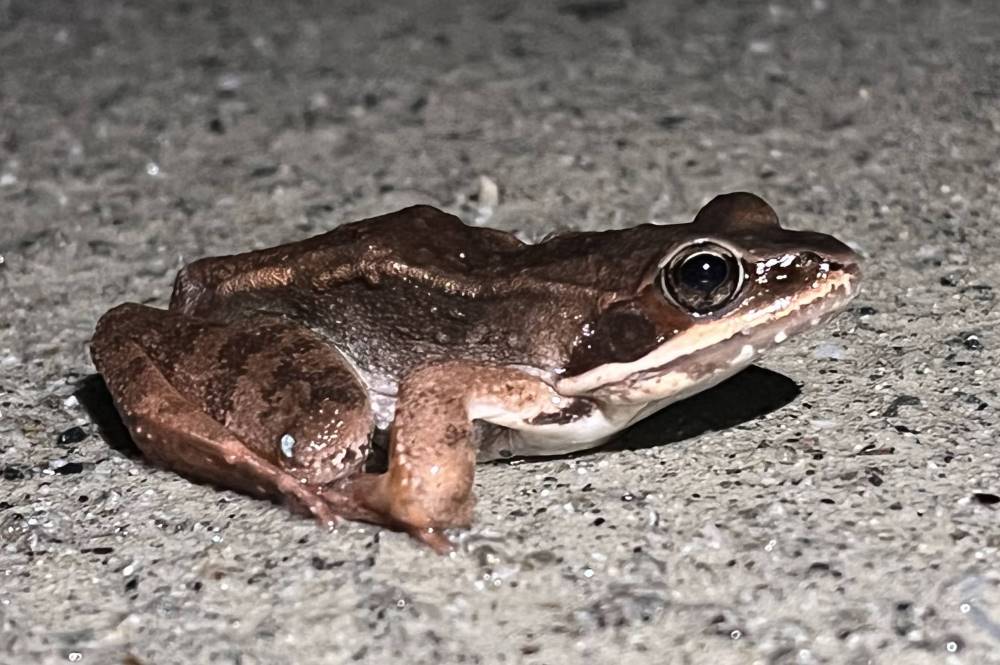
[168,206,613,382]
[173,206,509,308]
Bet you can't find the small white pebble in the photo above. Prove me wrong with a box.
[813,342,845,360]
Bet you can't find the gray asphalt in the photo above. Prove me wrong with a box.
[1,1,999,664]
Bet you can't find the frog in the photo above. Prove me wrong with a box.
[90,192,861,551]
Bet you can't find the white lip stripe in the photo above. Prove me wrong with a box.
[556,270,856,396]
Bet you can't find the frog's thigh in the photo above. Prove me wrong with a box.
[91,304,358,525]
[342,362,559,531]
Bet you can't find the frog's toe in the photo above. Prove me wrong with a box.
[276,482,340,527]
[408,527,455,554]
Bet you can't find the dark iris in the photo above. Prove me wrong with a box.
[660,243,743,315]
[678,252,730,293]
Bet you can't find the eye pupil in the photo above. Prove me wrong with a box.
[679,253,729,292]
[660,243,743,315]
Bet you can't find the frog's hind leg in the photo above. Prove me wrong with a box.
[90,303,377,527]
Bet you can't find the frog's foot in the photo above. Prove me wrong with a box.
[90,303,375,529]
[333,362,565,545]
[318,478,457,553]
[325,486,456,553]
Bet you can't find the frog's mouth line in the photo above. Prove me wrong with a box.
[556,268,859,400]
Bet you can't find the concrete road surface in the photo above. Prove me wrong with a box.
[1,1,998,663]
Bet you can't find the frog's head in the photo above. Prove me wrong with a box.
[557,192,861,405]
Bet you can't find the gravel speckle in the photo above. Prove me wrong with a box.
[2,1,1000,664]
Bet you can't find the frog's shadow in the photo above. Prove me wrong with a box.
[75,365,800,465]
[75,374,142,458]
[591,365,800,456]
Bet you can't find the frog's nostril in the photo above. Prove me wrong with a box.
[825,252,863,282]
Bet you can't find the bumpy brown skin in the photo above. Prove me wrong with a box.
[92,307,565,551]
[90,193,860,551]
[91,308,376,520]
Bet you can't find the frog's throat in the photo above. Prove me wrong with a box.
[555,268,858,400]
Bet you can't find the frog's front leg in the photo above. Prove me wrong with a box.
[91,304,377,526]
[338,362,568,533]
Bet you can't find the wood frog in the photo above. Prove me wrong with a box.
[91,192,860,550]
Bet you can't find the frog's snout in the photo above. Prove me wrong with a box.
[819,233,862,275]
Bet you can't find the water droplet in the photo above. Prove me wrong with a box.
[280,434,296,457]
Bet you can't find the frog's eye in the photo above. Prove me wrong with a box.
[660,242,744,315]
